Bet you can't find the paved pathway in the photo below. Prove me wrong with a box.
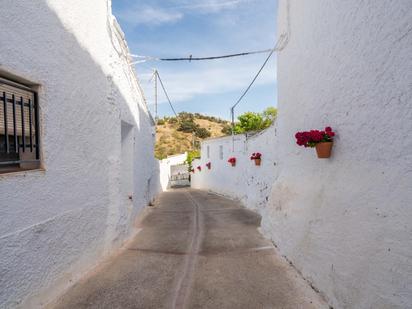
[52,188,328,309]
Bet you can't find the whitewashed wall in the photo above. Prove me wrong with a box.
[0,1,157,308]
[157,153,188,191]
[191,127,277,211]
[192,1,412,308]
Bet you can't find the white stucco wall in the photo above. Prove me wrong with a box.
[192,1,412,308]
[157,153,188,190]
[191,127,277,211]
[0,1,158,308]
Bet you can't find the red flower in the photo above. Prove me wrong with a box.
[228,157,236,163]
[197,166,201,171]
[250,152,262,160]
[295,126,335,147]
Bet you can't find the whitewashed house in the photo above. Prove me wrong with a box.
[192,1,412,308]
[0,1,160,307]
[158,152,189,189]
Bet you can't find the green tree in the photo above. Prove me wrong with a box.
[231,107,277,134]
[233,112,264,134]
[262,107,277,128]
[186,150,201,171]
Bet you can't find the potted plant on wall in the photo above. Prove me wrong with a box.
[228,157,236,167]
[206,162,211,170]
[250,153,262,166]
[295,126,335,158]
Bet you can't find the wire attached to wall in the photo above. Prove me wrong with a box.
[140,0,291,131]
[129,48,275,64]
[155,71,178,117]
[228,5,290,150]
[230,33,288,122]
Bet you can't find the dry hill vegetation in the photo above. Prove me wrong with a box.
[155,112,231,159]
[155,108,277,159]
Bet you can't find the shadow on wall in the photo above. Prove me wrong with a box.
[0,1,156,308]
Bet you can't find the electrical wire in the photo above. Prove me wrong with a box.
[230,34,288,124]
[156,71,178,117]
[231,48,275,112]
[129,48,274,63]
[160,48,274,61]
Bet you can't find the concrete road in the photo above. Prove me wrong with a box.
[52,188,328,309]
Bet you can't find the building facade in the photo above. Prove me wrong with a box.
[192,1,412,308]
[0,1,159,307]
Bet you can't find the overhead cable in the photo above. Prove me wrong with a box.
[160,48,274,61]
[230,33,288,117]
[229,32,289,153]
[129,48,274,64]
[156,71,178,117]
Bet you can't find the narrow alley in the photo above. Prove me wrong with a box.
[51,189,327,309]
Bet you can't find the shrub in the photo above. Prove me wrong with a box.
[168,117,178,124]
[178,120,198,133]
[221,124,232,135]
[195,127,211,138]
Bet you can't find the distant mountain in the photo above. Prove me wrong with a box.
[155,113,231,159]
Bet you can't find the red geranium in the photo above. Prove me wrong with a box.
[228,157,236,164]
[206,162,211,169]
[295,126,335,148]
[250,152,262,160]
[197,166,201,171]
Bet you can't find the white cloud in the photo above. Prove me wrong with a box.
[174,0,247,12]
[116,0,256,27]
[113,0,278,116]
[117,6,183,26]
[139,58,276,105]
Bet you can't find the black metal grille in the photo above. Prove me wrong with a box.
[0,78,40,169]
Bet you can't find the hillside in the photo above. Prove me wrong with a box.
[155,113,231,159]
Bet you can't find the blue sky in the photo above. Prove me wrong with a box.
[112,0,278,120]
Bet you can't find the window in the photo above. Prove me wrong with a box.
[219,145,223,160]
[0,77,40,173]
[206,145,210,158]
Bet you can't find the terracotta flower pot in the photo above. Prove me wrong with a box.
[254,158,261,166]
[315,142,333,158]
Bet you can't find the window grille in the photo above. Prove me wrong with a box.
[0,77,40,172]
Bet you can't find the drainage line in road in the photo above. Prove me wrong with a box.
[127,246,275,256]
[172,190,203,309]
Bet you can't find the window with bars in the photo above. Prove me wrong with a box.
[0,77,40,173]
